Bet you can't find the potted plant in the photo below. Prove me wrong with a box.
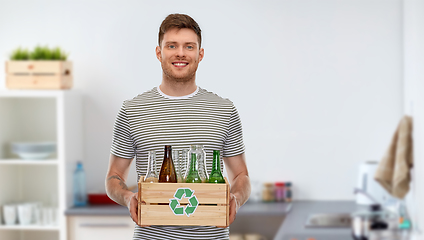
[6,45,73,89]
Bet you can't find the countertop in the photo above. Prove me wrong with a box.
[65,204,130,216]
[274,201,356,240]
[65,201,356,240]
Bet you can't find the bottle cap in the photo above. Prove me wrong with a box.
[275,182,285,187]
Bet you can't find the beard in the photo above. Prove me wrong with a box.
[161,61,199,83]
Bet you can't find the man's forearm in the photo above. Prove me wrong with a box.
[106,174,133,207]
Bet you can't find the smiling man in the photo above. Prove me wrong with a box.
[105,13,251,240]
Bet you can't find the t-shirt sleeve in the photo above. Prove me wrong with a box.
[110,101,136,159]
[222,104,245,157]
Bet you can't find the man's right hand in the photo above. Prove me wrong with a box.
[106,154,143,225]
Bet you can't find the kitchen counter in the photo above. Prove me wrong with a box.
[65,201,357,240]
[65,201,292,216]
[65,204,130,216]
[274,201,356,240]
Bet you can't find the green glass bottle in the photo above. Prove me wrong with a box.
[185,153,202,183]
[208,150,225,183]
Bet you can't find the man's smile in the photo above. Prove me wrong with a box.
[172,62,189,67]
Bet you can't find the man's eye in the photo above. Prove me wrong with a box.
[169,45,176,49]
[186,46,193,50]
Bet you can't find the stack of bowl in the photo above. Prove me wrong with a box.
[11,142,56,160]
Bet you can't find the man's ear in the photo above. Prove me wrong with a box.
[155,46,162,61]
[199,48,204,62]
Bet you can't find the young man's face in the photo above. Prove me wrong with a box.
[156,28,204,82]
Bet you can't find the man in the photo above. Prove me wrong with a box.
[105,13,250,240]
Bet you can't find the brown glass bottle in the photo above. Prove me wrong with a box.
[159,145,177,183]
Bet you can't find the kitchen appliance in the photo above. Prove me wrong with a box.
[356,161,392,205]
[350,203,408,240]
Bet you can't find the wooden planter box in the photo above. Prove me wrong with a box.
[138,176,230,227]
[5,61,73,89]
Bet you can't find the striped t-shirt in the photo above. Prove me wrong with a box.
[110,86,245,240]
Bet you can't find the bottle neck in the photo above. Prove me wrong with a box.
[148,152,156,171]
[212,151,220,171]
[164,146,172,160]
[190,153,197,171]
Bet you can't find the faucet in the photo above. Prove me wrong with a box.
[353,187,381,205]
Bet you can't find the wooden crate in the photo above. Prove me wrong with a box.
[138,176,230,227]
[5,61,73,89]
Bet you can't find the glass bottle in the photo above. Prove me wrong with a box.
[159,145,177,183]
[73,161,87,206]
[196,145,209,183]
[181,149,188,181]
[172,149,183,183]
[185,153,202,183]
[187,145,197,177]
[144,150,158,183]
[209,150,225,183]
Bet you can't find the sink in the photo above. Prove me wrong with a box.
[305,213,352,228]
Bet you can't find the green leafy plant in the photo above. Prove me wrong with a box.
[10,48,30,60]
[10,45,69,60]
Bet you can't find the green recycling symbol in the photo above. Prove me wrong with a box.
[169,188,199,216]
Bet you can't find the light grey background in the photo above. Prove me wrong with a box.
[0,0,404,200]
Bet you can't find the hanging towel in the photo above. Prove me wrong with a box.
[374,115,413,199]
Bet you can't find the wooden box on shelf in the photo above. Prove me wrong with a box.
[137,176,230,227]
[5,61,73,89]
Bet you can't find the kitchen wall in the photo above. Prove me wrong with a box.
[0,0,404,200]
[403,0,424,238]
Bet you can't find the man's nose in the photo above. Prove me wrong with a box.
[176,46,185,57]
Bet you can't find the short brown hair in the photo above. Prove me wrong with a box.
[158,13,202,48]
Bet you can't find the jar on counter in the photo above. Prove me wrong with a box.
[262,183,275,202]
[285,182,292,202]
[275,182,285,202]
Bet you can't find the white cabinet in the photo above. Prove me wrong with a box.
[67,216,135,240]
[0,90,83,240]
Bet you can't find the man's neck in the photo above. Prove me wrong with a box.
[159,78,198,97]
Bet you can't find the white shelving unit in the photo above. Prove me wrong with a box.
[0,90,83,240]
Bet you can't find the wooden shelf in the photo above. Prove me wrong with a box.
[0,159,58,165]
[0,90,68,98]
[0,224,60,231]
[0,90,83,240]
